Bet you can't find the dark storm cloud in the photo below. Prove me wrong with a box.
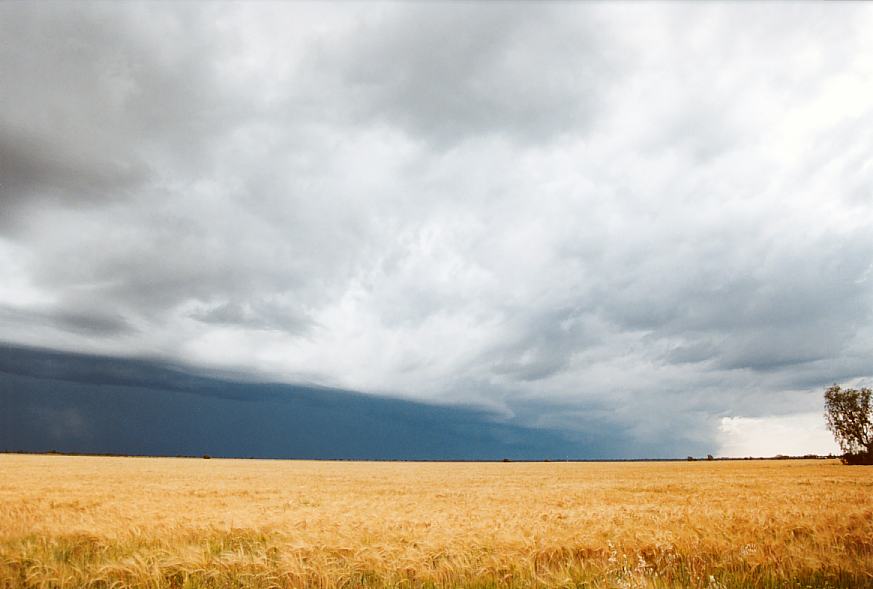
[598,228,873,373]
[0,304,134,337]
[1,2,872,457]
[0,345,584,460]
[484,306,600,382]
[306,4,616,147]
[0,129,143,209]
[190,300,314,335]
[0,3,246,232]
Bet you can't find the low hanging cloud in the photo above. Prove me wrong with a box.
[1,2,872,457]
[718,414,840,458]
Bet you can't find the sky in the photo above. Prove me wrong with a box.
[2,2,872,458]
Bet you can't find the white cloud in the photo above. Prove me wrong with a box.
[718,414,840,457]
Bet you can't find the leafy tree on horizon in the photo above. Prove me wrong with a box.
[824,384,872,465]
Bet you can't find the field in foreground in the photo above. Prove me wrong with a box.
[0,455,871,589]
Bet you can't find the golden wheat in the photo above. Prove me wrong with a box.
[0,454,871,588]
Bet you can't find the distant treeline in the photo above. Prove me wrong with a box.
[0,450,837,462]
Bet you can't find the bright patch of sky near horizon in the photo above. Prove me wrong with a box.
[1,2,872,457]
[718,414,840,458]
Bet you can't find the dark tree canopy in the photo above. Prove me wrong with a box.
[824,385,872,464]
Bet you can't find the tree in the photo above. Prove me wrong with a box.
[824,385,873,465]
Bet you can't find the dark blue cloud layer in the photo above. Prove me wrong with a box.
[0,344,600,460]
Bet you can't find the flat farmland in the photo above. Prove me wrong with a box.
[0,455,871,588]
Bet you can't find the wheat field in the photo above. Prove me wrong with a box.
[0,455,871,588]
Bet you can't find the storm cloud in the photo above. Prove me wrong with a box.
[1,2,871,457]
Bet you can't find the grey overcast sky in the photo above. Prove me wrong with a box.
[2,2,872,457]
